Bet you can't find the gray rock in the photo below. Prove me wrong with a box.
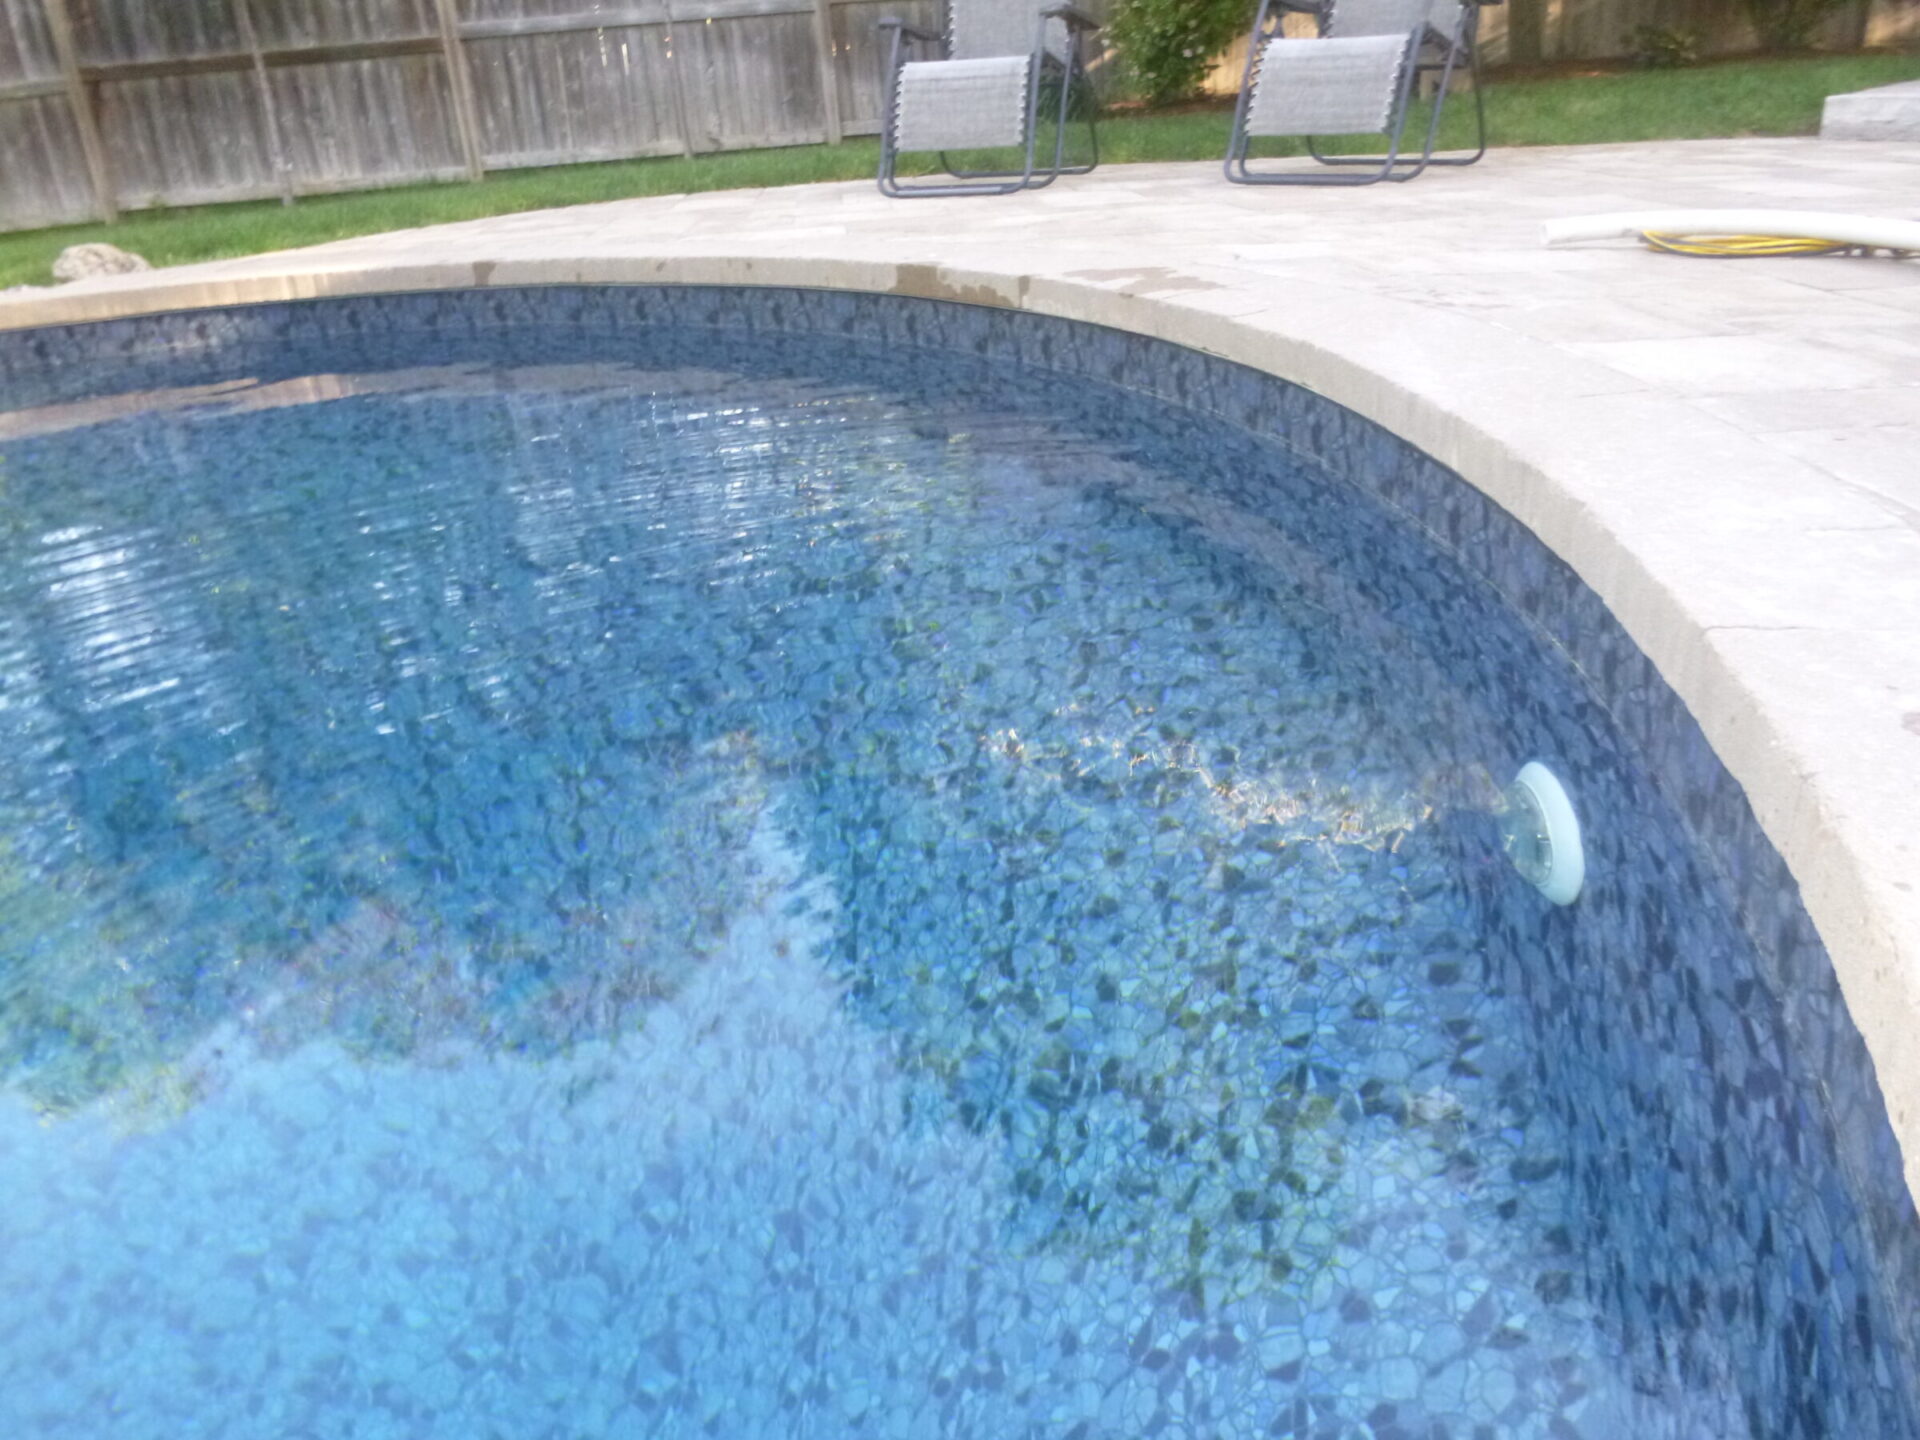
[52,242,151,283]
[1821,81,1920,142]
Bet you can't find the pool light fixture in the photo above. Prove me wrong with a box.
[1500,761,1584,905]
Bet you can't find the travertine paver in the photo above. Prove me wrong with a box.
[2,137,1919,1212]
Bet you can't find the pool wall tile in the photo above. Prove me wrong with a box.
[2,284,1917,1437]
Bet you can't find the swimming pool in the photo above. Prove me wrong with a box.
[0,286,1913,1438]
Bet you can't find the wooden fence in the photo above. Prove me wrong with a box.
[2,0,1914,235]
[0,0,945,232]
[1471,0,1916,67]
[1200,1,1915,99]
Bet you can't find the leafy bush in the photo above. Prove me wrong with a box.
[1108,0,1247,107]
[1628,24,1700,69]
[1742,0,1848,52]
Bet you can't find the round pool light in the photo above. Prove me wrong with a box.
[1500,761,1585,905]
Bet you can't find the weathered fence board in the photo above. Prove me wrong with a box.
[675,9,826,150]
[0,0,56,75]
[1870,3,1920,44]
[0,91,91,228]
[270,54,467,188]
[0,75,59,99]
[234,0,295,205]
[1475,0,1883,64]
[94,70,274,208]
[465,24,686,165]
[463,8,670,40]
[809,0,842,141]
[829,0,937,134]
[72,0,242,63]
[0,0,1911,235]
[249,0,440,50]
[461,0,662,24]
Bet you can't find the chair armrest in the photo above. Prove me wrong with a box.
[876,17,942,44]
[1040,3,1101,32]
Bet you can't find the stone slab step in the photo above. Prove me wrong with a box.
[1822,79,1920,141]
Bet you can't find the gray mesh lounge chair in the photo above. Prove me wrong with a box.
[877,0,1100,197]
[1224,0,1487,186]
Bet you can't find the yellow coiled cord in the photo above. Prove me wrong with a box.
[1637,231,1903,258]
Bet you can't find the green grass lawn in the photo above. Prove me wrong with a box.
[2,50,1915,290]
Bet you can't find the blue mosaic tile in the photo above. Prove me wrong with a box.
[0,286,1914,1438]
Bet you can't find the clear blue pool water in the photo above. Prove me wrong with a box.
[0,303,1869,1438]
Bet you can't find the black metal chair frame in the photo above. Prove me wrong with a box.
[1224,0,1490,187]
[877,3,1101,198]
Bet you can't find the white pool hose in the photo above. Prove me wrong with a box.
[1543,210,1920,255]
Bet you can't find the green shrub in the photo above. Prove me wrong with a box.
[1742,0,1848,52]
[1108,0,1247,106]
[1628,24,1700,69]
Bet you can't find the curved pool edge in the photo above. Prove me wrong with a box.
[3,240,1916,1226]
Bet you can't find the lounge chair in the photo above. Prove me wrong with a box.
[1224,0,1487,186]
[877,0,1100,197]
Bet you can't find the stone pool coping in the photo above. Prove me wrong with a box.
[3,138,1919,1212]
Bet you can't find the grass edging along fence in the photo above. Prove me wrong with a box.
[2,48,1918,291]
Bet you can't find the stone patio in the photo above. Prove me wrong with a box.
[2,136,1918,1210]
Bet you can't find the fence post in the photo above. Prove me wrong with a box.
[233,0,296,206]
[41,0,116,222]
[434,0,487,180]
[1507,0,1544,65]
[1835,0,1871,50]
[811,0,843,145]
